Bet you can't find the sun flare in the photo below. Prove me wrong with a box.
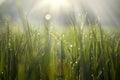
[47,0,69,8]
[37,0,70,11]
[49,0,64,6]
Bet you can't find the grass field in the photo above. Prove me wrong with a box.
[0,18,120,80]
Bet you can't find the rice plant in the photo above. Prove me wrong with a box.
[0,16,120,80]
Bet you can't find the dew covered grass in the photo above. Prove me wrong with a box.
[0,19,120,80]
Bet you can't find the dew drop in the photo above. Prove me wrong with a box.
[45,14,51,20]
